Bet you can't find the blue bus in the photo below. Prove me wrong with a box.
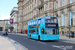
[28,16,59,40]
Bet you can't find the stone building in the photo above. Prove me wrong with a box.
[18,0,75,35]
[0,20,9,32]
[10,7,19,33]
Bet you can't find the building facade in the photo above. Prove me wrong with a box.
[10,7,18,33]
[18,0,75,35]
[0,20,9,32]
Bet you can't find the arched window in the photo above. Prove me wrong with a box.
[62,13,65,26]
[70,10,73,26]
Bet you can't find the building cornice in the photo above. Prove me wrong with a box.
[17,0,23,4]
[54,2,75,12]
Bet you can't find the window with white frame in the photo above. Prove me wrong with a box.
[70,10,73,26]
[46,4,48,10]
[62,13,65,26]
[62,0,64,6]
[56,2,58,9]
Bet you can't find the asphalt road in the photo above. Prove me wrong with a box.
[0,32,75,50]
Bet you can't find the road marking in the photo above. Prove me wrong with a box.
[52,45,73,50]
[38,41,46,45]
[52,45,66,50]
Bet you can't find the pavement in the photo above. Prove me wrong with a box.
[0,33,75,50]
[59,35,75,44]
[0,36,16,50]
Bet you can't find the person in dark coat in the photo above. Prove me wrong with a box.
[72,32,74,38]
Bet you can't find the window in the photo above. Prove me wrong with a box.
[70,10,73,26]
[43,8,44,12]
[29,30,35,34]
[17,14,19,16]
[62,0,64,6]
[38,19,41,24]
[70,0,72,4]
[17,18,18,22]
[45,18,57,23]
[46,4,48,10]
[41,18,44,23]
[45,28,58,35]
[56,2,58,9]
[62,13,65,26]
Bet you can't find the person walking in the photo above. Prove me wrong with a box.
[72,32,74,38]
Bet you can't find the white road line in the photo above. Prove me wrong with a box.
[52,45,73,50]
[38,41,46,45]
[52,45,66,50]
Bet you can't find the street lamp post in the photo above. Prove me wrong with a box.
[69,0,70,38]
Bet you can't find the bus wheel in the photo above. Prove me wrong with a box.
[38,36,40,40]
[29,35,31,39]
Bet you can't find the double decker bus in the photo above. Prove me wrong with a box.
[28,16,59,40]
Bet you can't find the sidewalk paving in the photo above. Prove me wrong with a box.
[59,35,75,44]
[0,36,16,50]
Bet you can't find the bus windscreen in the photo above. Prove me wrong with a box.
[45,18,57,23]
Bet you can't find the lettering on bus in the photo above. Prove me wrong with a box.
[45,24,58,28]
[48,24,56,27]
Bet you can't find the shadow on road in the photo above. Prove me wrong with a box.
[41,40,59,42]
[29,38,59,42]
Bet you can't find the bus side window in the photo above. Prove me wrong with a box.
[37,27,38,34]
[29,30,35,34]
[41,29,44,34]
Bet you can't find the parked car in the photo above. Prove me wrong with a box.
[3,31,8,35]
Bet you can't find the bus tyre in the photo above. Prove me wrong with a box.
[38,36,40,40]
[29,35,31,39]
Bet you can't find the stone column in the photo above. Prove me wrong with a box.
[58,0,62,8]
[64,9,69,27]
[73,0,75,2]
[73,11,75,26]
[18,0,23,33]
[48,2,50,10]
[36,0,39,7]
[44,4,46,11]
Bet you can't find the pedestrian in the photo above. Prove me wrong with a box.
[72,32,74,38]
[21,31,22,34]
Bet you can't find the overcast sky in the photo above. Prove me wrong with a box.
[0,0,18,20]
